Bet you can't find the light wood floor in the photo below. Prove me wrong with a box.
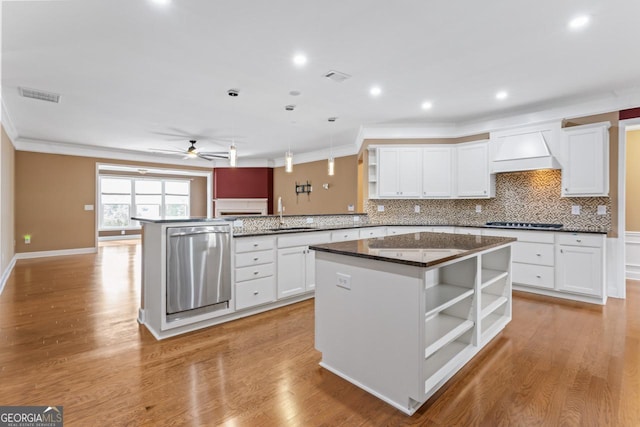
[1,242,639,426]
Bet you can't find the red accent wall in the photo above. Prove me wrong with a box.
[214,168,274,214]
[620,107,640,121]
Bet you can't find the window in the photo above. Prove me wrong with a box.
[98,176,191,230]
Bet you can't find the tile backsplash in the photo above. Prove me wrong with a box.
[366,170,611,232]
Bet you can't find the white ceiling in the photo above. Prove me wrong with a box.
[2,0,640,166]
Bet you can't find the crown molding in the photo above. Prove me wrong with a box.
[1,98,18,144]
[271,143,357,167]
[354,86,640,152]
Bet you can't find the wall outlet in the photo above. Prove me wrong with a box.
[475,205,482,213]
[377,205,385,212]
[233,219,244,227]
[571,205,581,215]
[306,217,314,224]
[84,204,94,211]
[24,234,31,244]
[414,205,420,213]
[121,230,126,235]
[597,205,607,215]
[353,216,360,222]
[336,272,351,290]
[347,204,355,212]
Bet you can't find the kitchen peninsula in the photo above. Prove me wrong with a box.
[311,232,515,415]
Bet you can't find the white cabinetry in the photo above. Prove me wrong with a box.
[561,122,610,197]
[276,231,331,299]
[456,141,495,198]
[378,147,422,198]
[556,233,605,297]
[234,236,276,310]
[422,146,453,197]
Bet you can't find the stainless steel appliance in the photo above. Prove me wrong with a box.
[166,223,231,320]
[485,221,563,230]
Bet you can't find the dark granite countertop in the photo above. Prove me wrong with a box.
[132,216,231,224]
[310,232,516,268]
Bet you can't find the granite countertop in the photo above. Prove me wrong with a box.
[131,216,231,224]
[310,232,517,268]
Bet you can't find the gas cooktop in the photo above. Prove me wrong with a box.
[485,222,563,230]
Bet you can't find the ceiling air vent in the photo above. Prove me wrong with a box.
[18,87,61,103]
[323,70,351,83]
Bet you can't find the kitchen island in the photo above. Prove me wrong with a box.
[311,232,515,415]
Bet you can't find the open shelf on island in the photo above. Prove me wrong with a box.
[425,284,474,318]
[425,313,474,359]
[481,268,508,289]
[481,293,508,318]
[424,337,473,394]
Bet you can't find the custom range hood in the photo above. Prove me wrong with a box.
[490,123,562,173]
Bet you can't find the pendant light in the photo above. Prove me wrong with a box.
[285,104,295,173]
[228,89,239,167]
[327,117,337,176]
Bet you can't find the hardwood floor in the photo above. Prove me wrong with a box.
[1,242,639,426]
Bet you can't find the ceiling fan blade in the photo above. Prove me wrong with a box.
[198,152,228,160]
[149,148,188,154]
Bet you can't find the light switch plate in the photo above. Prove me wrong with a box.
[233,219,244,227]
[353,216,360,222]
[306,217,314,224]
[475,204,482,213]
[347,204,355,212]
[597,205,607,215]
[377,205,385,212]
[84,204,94,211]
[414,205,420,213]
[572,205,581,215]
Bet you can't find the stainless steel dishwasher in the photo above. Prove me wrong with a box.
[166,223,231,320]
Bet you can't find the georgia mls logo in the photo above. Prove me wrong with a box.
[0,405,63,427]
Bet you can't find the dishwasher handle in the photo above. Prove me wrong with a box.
[167,225,230,238]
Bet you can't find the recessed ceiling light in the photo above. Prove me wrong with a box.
[568,15,590,30]
[370,86,382,97]
[495,91,508,100]
[421,101,433,110]
[150,0,171,5]
[293,54,307,67]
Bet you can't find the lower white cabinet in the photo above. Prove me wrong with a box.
[277,246,316,298]
[235,277,276,310]
[234,236,277,310]
[556,244,604,297]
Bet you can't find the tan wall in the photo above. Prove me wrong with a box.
[273,155,358,215]
[626,130,640,231]
[1,126,16,273]
[15,152,211,253]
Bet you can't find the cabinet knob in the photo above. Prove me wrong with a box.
[560,249,564,254]
[253,243,259,247]
[565,188,568,191]
[253,291,259,295]
[344,235,348,238]
[253,257,259,261]
[576,239,582,243]
[484,190,487,194]
[536,275,541,279]
[536,253,541,256]
[253,271,259,275]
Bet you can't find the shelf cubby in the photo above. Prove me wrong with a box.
[423,329,473,394]
[480,293,508,319]
[425,284,474,318]
[424,313,474,359]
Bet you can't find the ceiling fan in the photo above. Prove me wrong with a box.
[151,140,232,162]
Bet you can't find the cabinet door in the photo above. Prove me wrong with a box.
[377,148,400,197]
[305,249,316,291]
[556,245,603,296]
[456,142,493,197]
[277,247,306,298]
[397,148,422,197]
[422,147,453,197]
[561,124,609,196]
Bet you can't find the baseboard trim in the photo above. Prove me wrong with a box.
[15,247,98,260]
[0,255,17,295]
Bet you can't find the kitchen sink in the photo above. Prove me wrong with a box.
[269,226,316,231]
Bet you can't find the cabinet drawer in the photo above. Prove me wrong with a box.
[512,263,554,289]
[513,242,554,266]
[235,237,275,253]
[235,249,274,268]
[556,233,604,248]
[235,263,274,282]
[331,229,360,242]
[359,227,387,238]
[235,276,276,310]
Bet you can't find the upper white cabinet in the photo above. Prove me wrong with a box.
[422,146,453,197]
[561,122,610,197]
[377,147,422,198]
[456,141,495,198]
[370,141,494,200]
